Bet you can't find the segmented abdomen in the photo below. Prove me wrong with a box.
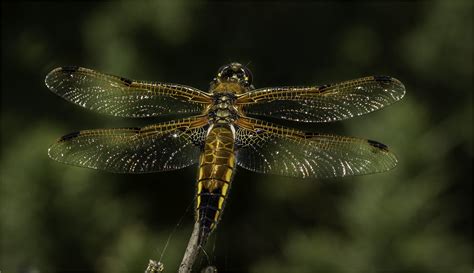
[196,125,235,244]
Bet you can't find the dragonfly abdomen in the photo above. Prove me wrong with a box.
[196,125,235,245]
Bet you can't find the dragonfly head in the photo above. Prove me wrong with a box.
[211,62,254,93]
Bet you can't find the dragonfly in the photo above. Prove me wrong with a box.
[45,62,405,245]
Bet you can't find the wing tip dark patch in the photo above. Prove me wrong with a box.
[374,75,406,98]
[367,139,389,151]
[45,67,78,88]
[120,77,133,86]
[374,75,393,83]
[59,131,81,141]
[60,66,80,72]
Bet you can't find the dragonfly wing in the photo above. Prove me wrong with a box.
[45,66,211,117]
[48,116,208,173]
[237,76,405,123]
[234,117,397,179]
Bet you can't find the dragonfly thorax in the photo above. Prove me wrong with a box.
[208,92,239,124]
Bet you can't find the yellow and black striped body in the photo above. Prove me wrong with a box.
[196,124,235,244]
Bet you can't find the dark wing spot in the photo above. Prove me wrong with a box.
[318,84,332,91]
[59,131,81,141]
[374,75,392,83]
[61,66,79,72]
[367,139,389,151]
[120,77,133,86]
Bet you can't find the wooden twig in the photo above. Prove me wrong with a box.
[178,221,202,273]
[146,221,216,272]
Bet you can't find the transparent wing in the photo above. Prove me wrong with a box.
[48,116,208,173]
[234,117,397,179]
[45,66,211,117]
[237,76,405,123]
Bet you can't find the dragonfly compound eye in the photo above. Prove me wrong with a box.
[242,66,253,85]
[217,63,248,83]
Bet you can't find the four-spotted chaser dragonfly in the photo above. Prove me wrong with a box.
[46,63,405,245]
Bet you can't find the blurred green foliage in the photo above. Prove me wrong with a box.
[1,1,472,272]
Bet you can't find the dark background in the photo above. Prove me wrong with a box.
[1,1,472,272]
